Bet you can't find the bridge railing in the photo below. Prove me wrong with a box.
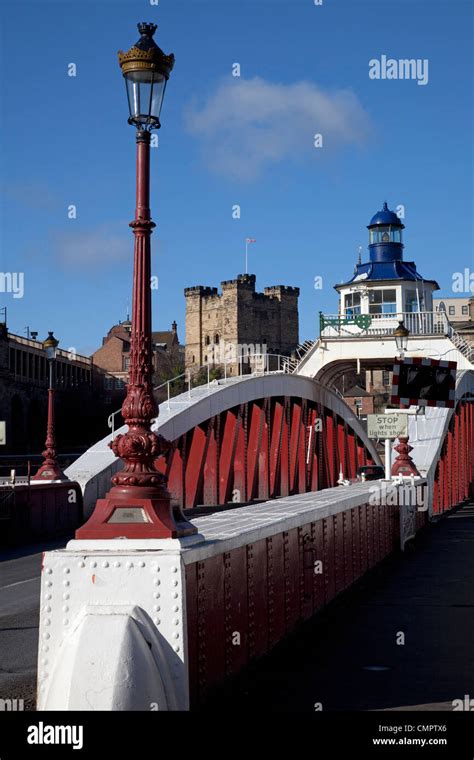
[319,310,449,338]
[107,353,288,439]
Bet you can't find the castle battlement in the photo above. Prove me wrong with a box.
[184,286,219,298]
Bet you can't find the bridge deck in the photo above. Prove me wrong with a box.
[201,500,474,711]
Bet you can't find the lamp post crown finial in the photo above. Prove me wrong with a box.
[138,22,157,37]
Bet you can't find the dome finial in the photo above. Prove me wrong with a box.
[383,200,388,211]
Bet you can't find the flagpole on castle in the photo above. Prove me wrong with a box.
[245,238,256,274]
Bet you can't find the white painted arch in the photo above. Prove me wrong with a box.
[66,374,382,519]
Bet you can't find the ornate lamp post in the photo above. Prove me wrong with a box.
[32,332,68,482]
[391,320,420,477]
[76,22,196,538]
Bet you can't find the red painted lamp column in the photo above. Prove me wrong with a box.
[76,23,196,539]
[32,332,67,482]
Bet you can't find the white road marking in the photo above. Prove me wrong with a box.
[0,577,40,590]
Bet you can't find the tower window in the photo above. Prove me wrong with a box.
[369,227,402,244]
[369,289,397,315]
[205,335,210,345]
[405,290,419,313]
[344,292,361,317]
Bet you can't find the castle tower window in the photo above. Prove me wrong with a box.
[205,336,210,346]
[214,334,220,344]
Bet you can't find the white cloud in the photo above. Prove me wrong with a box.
[53,224,130,270]
[185,77,372,180]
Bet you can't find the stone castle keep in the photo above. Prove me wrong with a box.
[184,274,299,374]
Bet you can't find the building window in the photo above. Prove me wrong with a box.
[369,289,397,315]
[405,290,420,313]
[214,334,220,344]
[462,305,468,316]
[122,355,130,371]
[104,376,114,389]
[382,370,391,387]
[438,301,446,312]
[448,306,455,316]
[344,292,361,317]
[115,378,124,389]
[205,336,210,346]
[354,398,362,416]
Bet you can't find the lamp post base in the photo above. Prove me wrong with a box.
[391,437,420,477]
[31,460,68,482]
[75,487,197,539]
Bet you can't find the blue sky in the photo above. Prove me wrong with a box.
[0,0,472,355]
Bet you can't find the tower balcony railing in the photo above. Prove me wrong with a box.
[319,310,450,339]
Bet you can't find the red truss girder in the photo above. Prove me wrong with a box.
[433,399,474,515]
[156,396,375,510]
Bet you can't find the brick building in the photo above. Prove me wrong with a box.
[184,274,300,375]
[92,320,183,402]
[343,384,374,417]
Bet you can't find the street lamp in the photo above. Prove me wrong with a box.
[76,23,195,539]
[32,332,68,482]
[391,321,419,477]
[120,22,174,130]
[393,319,409,358]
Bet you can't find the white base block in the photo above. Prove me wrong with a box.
[37,545,189,711]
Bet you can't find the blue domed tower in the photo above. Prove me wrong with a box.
[334,202,439,319]
[368,201,404,263]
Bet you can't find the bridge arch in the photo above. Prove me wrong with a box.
[67,374,382,518]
